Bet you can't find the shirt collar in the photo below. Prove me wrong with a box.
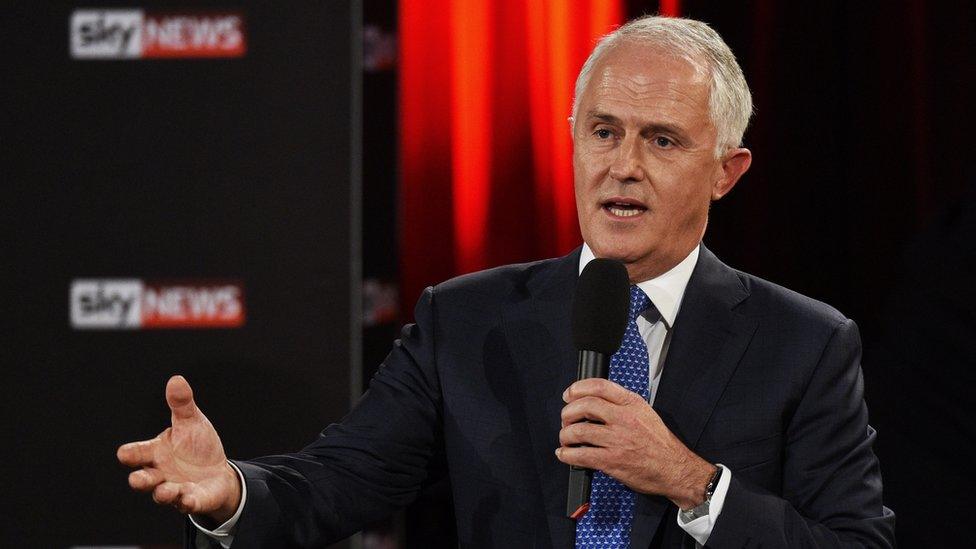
[578,243,700,329]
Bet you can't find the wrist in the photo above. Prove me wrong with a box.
[670,459,717,510]
[208,461,243,524]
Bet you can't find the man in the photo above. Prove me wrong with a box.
[119,16,895,547]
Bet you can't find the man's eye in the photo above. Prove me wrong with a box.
[654,136,674,148]
[594,129,613,139]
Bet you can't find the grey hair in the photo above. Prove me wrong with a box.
[571,16,753,156]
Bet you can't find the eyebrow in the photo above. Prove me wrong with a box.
[585,110,692,142]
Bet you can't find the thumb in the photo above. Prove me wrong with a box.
[166,375,199,421]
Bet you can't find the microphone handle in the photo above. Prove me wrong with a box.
[577,348,610,379]
[566,349,610,519]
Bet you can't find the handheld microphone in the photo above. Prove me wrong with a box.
[566,258,630,520]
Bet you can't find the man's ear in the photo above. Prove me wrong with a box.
[712,147,752,200]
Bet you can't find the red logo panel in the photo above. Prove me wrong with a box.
[140,280,245,328]
[142,12,246,58]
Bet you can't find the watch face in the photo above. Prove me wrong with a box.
[680,499,711,522]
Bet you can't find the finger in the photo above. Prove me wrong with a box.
[128,467,165,492]
[559,421,613,448]
[152,481,182,506]
[555,446,605,470]
[564,378,641,405]
[166,375,198,421]
[117,438,159,467]
[560,396,616,427]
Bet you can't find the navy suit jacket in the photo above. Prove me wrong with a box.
[203,246,895,548]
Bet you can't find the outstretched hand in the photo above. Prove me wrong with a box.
[117,375,242,524]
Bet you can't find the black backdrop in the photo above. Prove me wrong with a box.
[4,1,359,546]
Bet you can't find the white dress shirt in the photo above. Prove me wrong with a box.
[579,243,730,547]
[195,243,730,547]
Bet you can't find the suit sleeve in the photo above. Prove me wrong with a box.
[705,319,896,548]
[213,287,445,548]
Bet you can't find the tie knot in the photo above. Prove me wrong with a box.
[629,285,651,321]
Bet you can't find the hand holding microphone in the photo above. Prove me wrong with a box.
[559,259,718,516]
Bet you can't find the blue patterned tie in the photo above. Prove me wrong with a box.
[575,285,653,549]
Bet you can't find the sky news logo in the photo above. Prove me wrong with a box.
[70,9,246,60]
[71,279,245,329]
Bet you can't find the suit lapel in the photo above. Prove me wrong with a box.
[501,249,581,549]
[630,246,758,549]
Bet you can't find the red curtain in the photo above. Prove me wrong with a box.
[399,0,625,317]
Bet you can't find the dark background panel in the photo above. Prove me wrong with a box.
[3,1,358,546]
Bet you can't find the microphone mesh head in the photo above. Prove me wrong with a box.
[571,258,630,354]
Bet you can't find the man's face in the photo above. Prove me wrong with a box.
[572,41,749,281]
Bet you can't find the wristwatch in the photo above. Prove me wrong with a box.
[679,465,723,522]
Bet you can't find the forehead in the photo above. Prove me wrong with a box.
[580,42,711,123]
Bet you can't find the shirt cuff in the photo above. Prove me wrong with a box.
[675,463,731,547]
[189,461,247,549]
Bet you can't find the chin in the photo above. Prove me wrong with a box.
[589,238,647,264]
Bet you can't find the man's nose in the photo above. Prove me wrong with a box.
[608,135,645,182]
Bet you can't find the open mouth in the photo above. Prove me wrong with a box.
[602,199,648,218]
